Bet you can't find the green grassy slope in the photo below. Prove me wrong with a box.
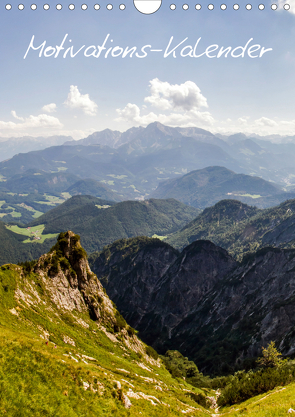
[210,383,295,416]
[2,233,295,415]
[0,236,210,417]
[0,191,70,224]
[0,220,56,265]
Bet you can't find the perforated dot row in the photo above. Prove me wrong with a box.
[4,3,126,9]
[171,3,289,9]
[4,2,290,10]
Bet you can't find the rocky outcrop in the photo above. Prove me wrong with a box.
[34,231,114,322]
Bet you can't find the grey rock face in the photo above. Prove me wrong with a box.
[142,241,238,344]
[92,237,179,328]
[35,231,114,323]
[92,236,295,372]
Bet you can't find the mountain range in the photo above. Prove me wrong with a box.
[2,122,295,205]
[0,196,199,264]
[4,123,295,414]
[0,135,71,162]
[166,198,295,259]
[0,170,122,201]
[151,166,291,209]
[27,196,200,254]
[4,192,295,266]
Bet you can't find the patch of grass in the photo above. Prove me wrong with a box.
[237,194,262,199]
[36,201,57,206]
[152,234,168,240]
[145,346,159,360]
[95,205,111,209]
[101,180,115,186]
[221,383,295,416]
[61,192,71,199]
[32,210,44,219]
[0,204,22,218]
[5,224,58,244]
[44,194,67,205]
[107,175,128,180]
[10,210,22,218]
[17,203,43,218]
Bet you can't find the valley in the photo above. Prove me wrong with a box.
[2,231,295,415]
[3,124,295,415]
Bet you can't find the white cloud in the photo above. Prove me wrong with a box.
[211,116,295,137]
[116,79,213,128]
[116,103,141,122]
[144,78,208,111]
[0,113,63,137]
[0,110,101,140]
[116,106,214,128]
[238,117,248,125]
[11,111,24,121]
[254,117,278,127]
[64,85,98,116]
[42,103,57,113]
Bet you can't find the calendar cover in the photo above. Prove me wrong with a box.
[1,0,295,415]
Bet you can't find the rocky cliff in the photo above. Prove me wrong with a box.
[33,231,115,323]
[91,236,179,329]
[91,236,295,374]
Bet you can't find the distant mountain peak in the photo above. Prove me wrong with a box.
[227,132,248,143]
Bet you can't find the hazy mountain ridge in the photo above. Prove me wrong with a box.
[0,135,72,162]
[3,122,295,203]
[150,166,284,209]
[66,178,123,201]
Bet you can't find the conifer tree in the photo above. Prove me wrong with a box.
[257,341,285,368]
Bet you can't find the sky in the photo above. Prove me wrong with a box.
[0,0,295,140]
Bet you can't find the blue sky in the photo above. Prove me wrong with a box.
[0,1,295,139]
